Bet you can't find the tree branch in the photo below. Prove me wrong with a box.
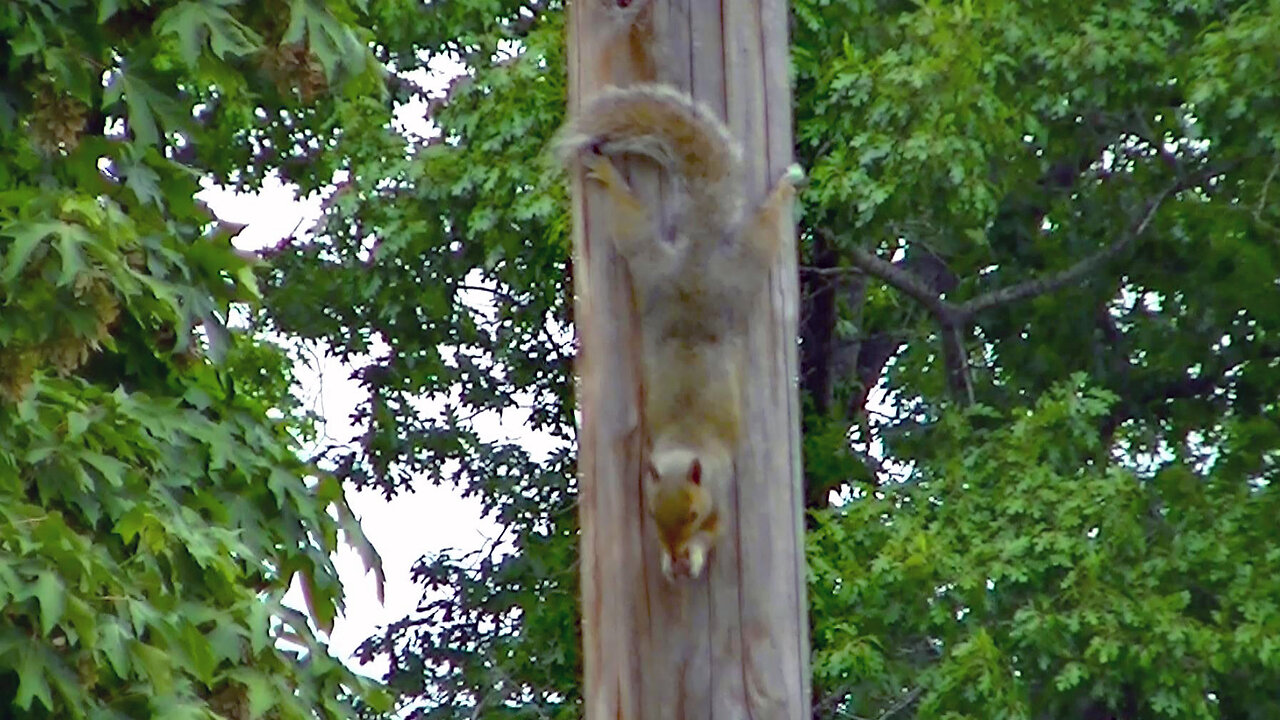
[799,265,865,277]
[800,228,842,416]
[838,236,956,321]
[958,183,1173,318]
[962,158,1238,318]
[941,321,974,405]
[820,229,972,402]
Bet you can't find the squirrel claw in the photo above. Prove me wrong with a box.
[579,150,612,184]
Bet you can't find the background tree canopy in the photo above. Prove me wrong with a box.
[5,1,1280,719]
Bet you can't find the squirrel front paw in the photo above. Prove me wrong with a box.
[684,544,707,579]
[659,545,708,582]
[660,552,676,581]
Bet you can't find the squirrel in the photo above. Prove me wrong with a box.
[557,84,796,580]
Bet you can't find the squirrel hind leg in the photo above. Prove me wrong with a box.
[579,151,666,263]
[737,173,797,266]
[580,151,633,201]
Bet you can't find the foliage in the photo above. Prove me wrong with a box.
[258,4,580,718]
[811,378,1280,719]
[795,3,1280,717]
[0,0,390,718]
[791,0,1280,436]
[252,1,1280,720]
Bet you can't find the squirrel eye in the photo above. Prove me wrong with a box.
[688,459,702,485]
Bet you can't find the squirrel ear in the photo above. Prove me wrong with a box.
[645,461,659,482]
[688,458,702,485]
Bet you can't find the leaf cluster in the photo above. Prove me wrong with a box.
[811,378,1280,720]
[1,0,395,718]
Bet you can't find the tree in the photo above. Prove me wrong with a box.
[793,2,1280,716]
[0,2,390,718]
[258,1,1280,719]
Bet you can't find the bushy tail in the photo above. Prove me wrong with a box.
[556,84,740,187]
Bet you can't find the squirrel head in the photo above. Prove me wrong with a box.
[646,448,714,544]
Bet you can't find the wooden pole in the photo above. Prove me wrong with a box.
[568,1,809,719]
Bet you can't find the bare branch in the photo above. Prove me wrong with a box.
[799,264,865,277]
[1259,157,1279,217]
[834,234,956,321]
[940,322,974,405]
[1257,157,1280,239]
[958,184,1173,318]
[819,228,971,402]
[828,686,924,720]
[876,686,924,720]
[961,157,1241,317]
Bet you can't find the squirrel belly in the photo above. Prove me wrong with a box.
[559,83,794,581]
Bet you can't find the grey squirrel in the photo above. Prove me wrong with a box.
[558,84,795,579]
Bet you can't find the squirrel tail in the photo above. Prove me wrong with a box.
[556,84,740,187]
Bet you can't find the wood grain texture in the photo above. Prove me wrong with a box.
[567,1,809,718]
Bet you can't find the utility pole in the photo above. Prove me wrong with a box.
[567,1,809,718]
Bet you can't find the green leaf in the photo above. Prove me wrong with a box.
[179,623,217,684]
[242,671,280,719]
[32,571,65,637]
[98,0,122,22]
[9,23,44,58]
[156,0,263,68]
[133,644,175,695]
[66,410,90,440]
[283,0,366,80]
[206,621,246,664]
[122,159,164,208]
[82,452,128,488]
[149,695,211,720]
[183,386,213,410]
[1,220,92,285]
[104,70,186,147]
[335,496,386,604]
[96,619,131,678]
[14,645,54,711]
[298,567,336,635]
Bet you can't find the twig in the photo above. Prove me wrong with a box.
[876,686,924,720]
[1259,158,1279,216]
[1256,158,1280,238]
[800,264,865,277]
[830,686,924,720]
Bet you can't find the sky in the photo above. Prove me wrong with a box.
[200,175,498,677]
[196,54,511,679]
